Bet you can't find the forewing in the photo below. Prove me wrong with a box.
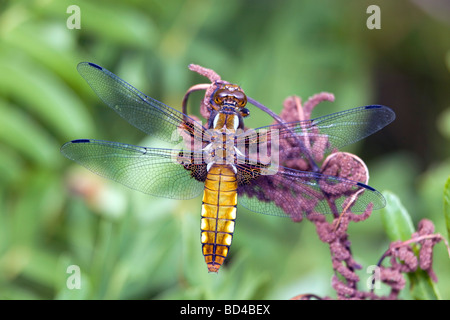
[237,105,395,157]
[77,62,209,146]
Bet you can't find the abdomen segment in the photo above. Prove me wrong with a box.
[201,164,237,273]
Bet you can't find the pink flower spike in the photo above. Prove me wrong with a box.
[188,64,221,82]
[303,92,335,119]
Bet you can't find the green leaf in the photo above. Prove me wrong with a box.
[437,108,450,141]
[444,176,450,242]
[0,99,61,167]
[2,23,94,99]
[380,191,414,241]
[0,52,95,139]
[44,0,157,49]
[0,145,24,184]
[408,269,441,300]
[380,191,441,300]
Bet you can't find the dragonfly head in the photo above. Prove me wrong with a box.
[212,84,249,118]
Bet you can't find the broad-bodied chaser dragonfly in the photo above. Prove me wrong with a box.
[61,62,395,273]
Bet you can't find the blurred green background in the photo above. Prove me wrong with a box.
[0,0,449,300]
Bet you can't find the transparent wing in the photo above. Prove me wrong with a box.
[77,62,209,146]
[61,139,206,199]
[237,164,385,219]
[237,105,395,155]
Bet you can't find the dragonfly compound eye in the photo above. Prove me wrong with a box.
[213,89,229,105]
[234,90,247,108]
[213,85,247,108]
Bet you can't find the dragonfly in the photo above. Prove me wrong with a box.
[61,62,395,273]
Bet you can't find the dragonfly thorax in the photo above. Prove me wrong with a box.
[204,129,238,172]
[206,87,247,173]
[212,112,240,131]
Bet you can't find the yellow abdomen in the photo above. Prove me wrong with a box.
[201,163,237,273]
